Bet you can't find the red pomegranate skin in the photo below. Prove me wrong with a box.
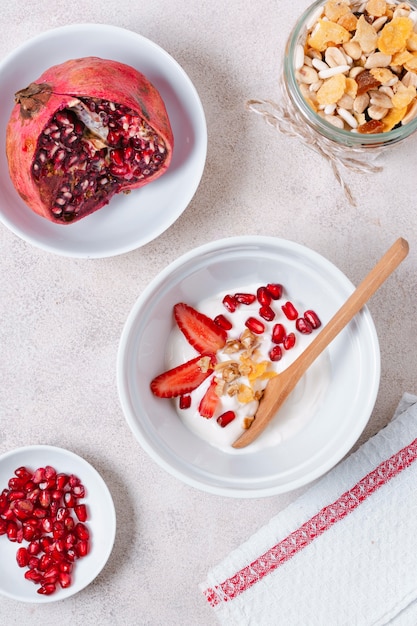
[6,56,174,224]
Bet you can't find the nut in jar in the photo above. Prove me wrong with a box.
[284,0,417,146]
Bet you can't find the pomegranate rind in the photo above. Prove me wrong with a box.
[6,56,174,224]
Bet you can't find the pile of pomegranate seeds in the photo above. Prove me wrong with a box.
[0,465,90,596]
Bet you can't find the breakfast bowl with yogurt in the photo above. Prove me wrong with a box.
[117,236,380,497]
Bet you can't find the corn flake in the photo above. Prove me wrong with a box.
[377,17,414,55]
[237,384,255,404]
[351,15,378,54]
[317,73,347,105]
[324,0,351,22]
[404,52,417,72]
[382,106,408,130]
[369,67,396,85]
[392,83,416,108]
[365,0,387,17]
[407,32,417,53]
[308,19,351,52]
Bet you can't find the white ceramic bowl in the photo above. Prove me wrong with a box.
[117,236,380,497]
[0,445,116,602]
[0,24,207,258]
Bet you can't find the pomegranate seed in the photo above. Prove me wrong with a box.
[44,466,57,481]
[71,484,85,498]
[234,292,256,305]
[42,518,53,533]
[66,548,77,562]
[259,305,275,321]
[51,488,64,501]
[37,583,56,595]
[75,539,89,557]
[15,467,33,482]
[59,572,72,588]
[16,546,29,567]
[271,323,286,344]
[56,506,69,522]
[8,489,25,501]
[64,516,75,531]
[217,411,236,428]
[68,475,80,489]
[266,283,282,299]
[64,532,76,550]
[33,506,47,519]
[53,521,66,539]
[214,314,232,331]
[40,536,53,553]
[0,519,7,535]
[64,492,76,507]
[179,394,191,410]
[27,488,40,502]
[281,301,298,320]
[39,489,51,508]
[222,294,238,312]
[8,477,27,490]
[56,473,69,490]
[60,560,73,574]
[7,521,18,541]
[296,317,313,334]
[256,286,272,306]
[28,540,41,555]
[269,345,283,362]
[304,309,322,329]
[25,569,43,583]
[75,522,90,541]
[39,554,54,571]
[245,317,265,335]
[28,556,40,569]
[74,504,87,522]
[12,499,34,520]
[283,333,296,350]
[32,468,46,484]
[0,494,7,512]
[43,564,60,583]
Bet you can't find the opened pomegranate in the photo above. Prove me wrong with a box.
[6,56,173,224]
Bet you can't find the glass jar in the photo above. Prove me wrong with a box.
[283,0,417,148]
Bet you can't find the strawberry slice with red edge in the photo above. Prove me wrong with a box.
[150,355,215,398]
[174,302,227,354]
[198,377,220,418]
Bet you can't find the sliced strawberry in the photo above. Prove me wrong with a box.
[174,303,227,354]
[198,377,220,419]
[150,355,215,398]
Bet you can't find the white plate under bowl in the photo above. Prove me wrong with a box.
[117,236,381,498]
[0,445,116,602]
[0,24,207,258]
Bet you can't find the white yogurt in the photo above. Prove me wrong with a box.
[165,285,331,453]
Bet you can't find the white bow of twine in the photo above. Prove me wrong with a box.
[245,85,384,207]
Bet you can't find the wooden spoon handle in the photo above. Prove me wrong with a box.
[284,237,409,379]
[232,238,409,449]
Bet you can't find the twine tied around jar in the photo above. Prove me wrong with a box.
[246,77,384,207]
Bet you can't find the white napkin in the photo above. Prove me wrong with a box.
[200,393,417,626]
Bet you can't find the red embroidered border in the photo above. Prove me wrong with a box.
[204,438,417,607]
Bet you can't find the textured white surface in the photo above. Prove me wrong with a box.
[0,1,416,624]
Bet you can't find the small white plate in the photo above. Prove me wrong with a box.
[0,445,116,602]
[0,24,207,258]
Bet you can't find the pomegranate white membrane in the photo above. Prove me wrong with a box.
[165,285,332,453]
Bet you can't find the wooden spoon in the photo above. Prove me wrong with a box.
[232,237,409,449]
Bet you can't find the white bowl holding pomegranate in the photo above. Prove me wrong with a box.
[117,236,380,498]
[0,24,207,258]
[0,445,116,602]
